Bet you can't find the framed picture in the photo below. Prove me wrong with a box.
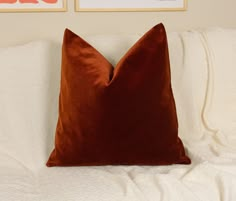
[0,0,67,12]
[75,0,187,12]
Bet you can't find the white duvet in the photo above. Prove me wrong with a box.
[1,143,236,201]
[1,28,236,201]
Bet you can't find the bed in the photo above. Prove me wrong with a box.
[0,26,236,201]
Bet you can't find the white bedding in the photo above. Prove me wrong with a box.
[1,145,236,201]
[1,28,236,201]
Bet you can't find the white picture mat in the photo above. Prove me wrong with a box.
[78,0,185,9]
[0,0,65,9]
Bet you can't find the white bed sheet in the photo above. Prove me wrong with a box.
[1,139,236,201]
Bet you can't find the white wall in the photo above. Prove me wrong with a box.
[0,0,236,46]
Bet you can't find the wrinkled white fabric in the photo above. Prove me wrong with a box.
[1,150,236,201]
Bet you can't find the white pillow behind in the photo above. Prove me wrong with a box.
[0,41,61,171]
[168,32,208,141]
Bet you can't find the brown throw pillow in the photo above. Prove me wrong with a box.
[47,23,191,167]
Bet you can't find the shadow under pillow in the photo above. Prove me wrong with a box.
[47,23,191,166]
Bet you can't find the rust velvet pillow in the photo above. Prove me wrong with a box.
[46,23,191,167]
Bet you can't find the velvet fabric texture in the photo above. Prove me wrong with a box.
[47,23,191,167]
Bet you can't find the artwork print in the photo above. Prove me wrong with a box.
[0,0,66,12]
[76,0,187,11]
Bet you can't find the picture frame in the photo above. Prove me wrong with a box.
[0,0,67,12]
[75,0,187,12]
